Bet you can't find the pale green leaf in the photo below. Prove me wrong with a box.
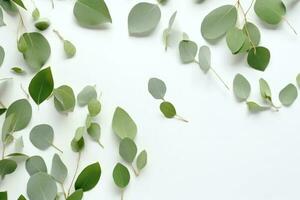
[77,85,97,106]
[63,40,76,58]
[29,124,54,150]
[51,154,68,183]
[226,27,246,54]
[247,101,270,113]
[0,45,4,66]
[179,40,198,63]
[88,99,101,117]
[113,163,130,189]
[254,0,286,25]
[25,156,47,176]
[54,85,76,113]
[198,45,211,73]
[148,78,167,100]
[136,150,147,171]
[119,138,137,163]
[112,107,137,140]
[233,73,251,101]
[279,83,298,106]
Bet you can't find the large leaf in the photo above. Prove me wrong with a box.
[112,107,137,140]
[27,172,57,200]
[73,0,112,27]
[29,67,54,105]
[18,32,51,71]
[254,0,286,25]
[75,162,101,191]
[128,2,161,36]
[201,5,237,40]
[25,156,47,176]
[29,124,54,150]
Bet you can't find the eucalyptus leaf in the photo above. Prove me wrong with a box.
[2,114,17,143]
[77,85,97,106]
[85,114,92,128]
[51,154,68,183]
[198,45,211,73]
[0,0,18,13]
[75,162,101,191]
[163,11,177,51]
[128,2,161,36]
[148,78,167,100]
[18,195,27,200]
[35,18,50,31]
[247,101,270,113]
[0,191,7,200]
[25,156,47,176]
[247,47,270,71]
[71,137,85,153]
[29,67,54,105]
[0,45,4,66]
[279,83,298,106]
[113,163,130,189]
[259,78,272,102]
[27,172,57,200]
[53,85,76,113]
[88,99,101,117]
[87,122,103,147]
[254,0,286,25]
[11,0,26,9]
[18,32,51,71]
[15,136,24,152]
[66,189,83,200]
[0,159,17,178]
[30,124,55,151]
[11,67,25,74]
[5,99,32,131]
[233,74,251,101]
[119,138,137,163]
[32,8,40,21]
[201,5,238,40]
[6,153,29,162]
[239,22,261,53]
[179,40,198,63]
[64,40,76,58]
[226,27,246,54]
[160,101,176,118]
[112,107,137,140]
[73,0,112,27]
[136,150,147,171]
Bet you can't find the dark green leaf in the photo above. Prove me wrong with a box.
[66,189,83,200]
[113,163,130,189]
[160,101,176,118]
[0,159,17,178]
[75,162,101,191]
[247,47,270,71]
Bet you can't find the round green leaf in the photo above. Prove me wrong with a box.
[30,124,54,150]
[279,83,298,106]
[148,78,167,100]
[198,45,211,73]
[5,99,32,131]
[247,47,270,71]
[112,107,137,140]
[179,40,198,63]
[0,159,17,178]
[128,2,161,36]
[254,0,286,25]
[51,154,68,183]
[0,45,4,66]
[18,32,51,71]
[201,5,238,40]
[136,150,147,171]
[75,162,101,191]
[73,0,112,27]
[87,122,101,142]
[239,22,261,53]
[27,172,57,200]
[77,85,97,106]
[66,189,83,200]
[119,138,137,163]
[71,137,85,153]
[113,163,130,189]
[88,99,101,117]
[160,101,176,118]
[54,85,76,113]
[35,19,50,31]
[63,40,76,58]
[233,73,251,101]
[29,67,54,105]
[226,27,246,54]
[25,156,47,176]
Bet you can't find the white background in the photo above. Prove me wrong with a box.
[1,0,300,199]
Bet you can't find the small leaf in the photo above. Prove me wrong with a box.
[112,107,137,140]
[198,45,211,73]
[51,154,68,183]
[88,99,101,117]
[296,73,300,87]
[75,162,101,192]
[136,150,147,171]
[259,78,272,102]
[53,85,76,113]
[148,78,167,100]
[0,159,17,178]
[18,195,27,200]
[27,172,57,200]
[11,67,25,74]
[5,99,32,131]
[128,2,161,36]
[25,156,47,176]
[160,101,176,118]
[11,0,26,9]
[18,32,51,71]
[201,5,238,40]
[32,8,40,21]
[163,11,177,51]
[87,122,101,143]
[2,114,17,143]
[113,163,130,189]
[6,153,29,162]
[0,191,7,200]
[35,18,50,31]
[119,138,137,163]
[29,67,54,105]
[85,115,92,128]
[29,124,54,151]
[0,46,4,66]
[279,83,298,106]
[226,27,246,54]
[254,0,286,25]
[73,0,112,27]
[71,137,85,153]
[247,101,270,113]
[179,40,198,63]
[233,74,251,101]
[247,47,270,71]
[77,85,97,106]
[66,189,83,200]
[64,40,76,58]
[239,22,261,52]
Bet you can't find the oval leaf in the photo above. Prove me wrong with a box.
[179,40,198,63]
[112,107,137,140]
[198,45,211,73]
[51,154,68,183]
[233,73,251,101]
[54,85,76,113]
[30,124,54,150]
[75,162,101,191]
[279,83,298,106]
[0,159,17,178]
[226,27,246,54]
[66,189,83,200]
[160,101,176,118]
[77,85,97,106]
[113,163,130,189]
[25,156,47,176]
[136,150,147,171]
[148,78,167,100]
[254,0,286,25]
[119,138,137,163]
[247,47,270,71]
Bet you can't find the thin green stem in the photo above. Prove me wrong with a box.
[121,190,124,200]
[174,115,189,123]
[60,183,67,199]
[97,140,104,149]
[131,164,139,177]
[68,153,81,196]
[53,29,65,42]
[1,143,5,159]
[282,17,297,35]
[51,143,63,153]
[210,67,230,91]
[0,101,5,108]
[20,84,30,99]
